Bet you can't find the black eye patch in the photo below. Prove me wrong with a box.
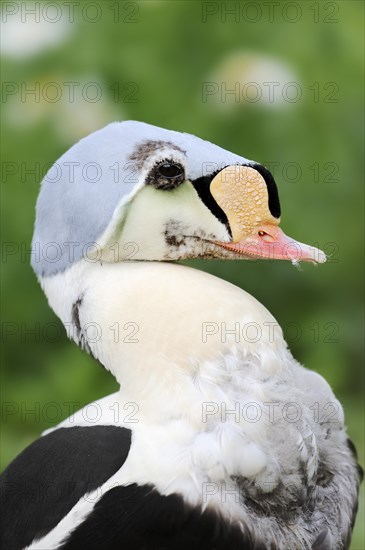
[146,160,185,191]
[191,170,231,235]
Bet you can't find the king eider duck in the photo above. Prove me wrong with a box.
[1,121,362,550]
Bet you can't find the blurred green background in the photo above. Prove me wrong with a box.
[1,1,364,546]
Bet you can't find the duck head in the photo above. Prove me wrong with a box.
[31,121,325,278]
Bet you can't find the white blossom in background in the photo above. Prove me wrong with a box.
[0,3,73,58]
[204,51,300,110]
[54,86,123,143]
[3,75,123,144]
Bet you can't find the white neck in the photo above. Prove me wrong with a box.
[41,260,289,424]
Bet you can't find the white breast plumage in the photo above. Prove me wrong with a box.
[2,121,361,550]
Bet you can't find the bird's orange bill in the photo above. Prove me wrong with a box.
[210,165,326,264]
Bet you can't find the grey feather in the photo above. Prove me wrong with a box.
[31,121,250,276]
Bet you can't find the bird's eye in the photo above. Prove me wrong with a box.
[258,230,267,237]
[158,163,183,179]
[146,160,185,190]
